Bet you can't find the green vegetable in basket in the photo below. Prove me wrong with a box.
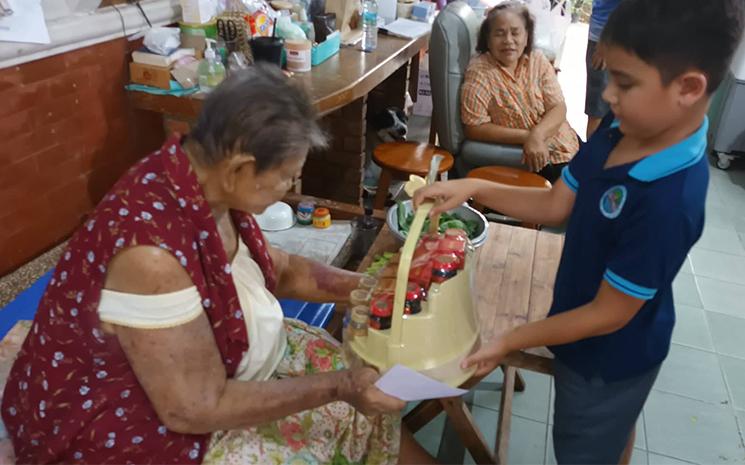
[395,203,480,240]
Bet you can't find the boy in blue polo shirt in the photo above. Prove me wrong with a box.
[414,0,744,463]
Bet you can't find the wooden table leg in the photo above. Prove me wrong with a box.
[374,169,393,210]
[404,399,444,433]
[439,397,496,465]
[495,365,516,465]
[514,369,526,392]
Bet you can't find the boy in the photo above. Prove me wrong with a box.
[413,0,744,463]
[585,0,623,138]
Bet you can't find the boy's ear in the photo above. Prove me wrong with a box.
[676,71,708,107]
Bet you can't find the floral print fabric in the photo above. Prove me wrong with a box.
[1,136,275,463]
[204,319,401,465]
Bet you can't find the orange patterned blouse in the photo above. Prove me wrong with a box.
[461,51,579,167]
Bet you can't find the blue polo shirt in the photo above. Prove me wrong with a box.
[549,118,709,382]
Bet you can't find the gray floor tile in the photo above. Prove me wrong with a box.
[736,409,745,437]
[697,276,745,319]
[682,256,694,275]
[689,249,745,286]
[695,225,745,255]
[464,408,547,465]
[721,355,745,411]
[645,390,744,464]
[673,304,714,351]
[545,433,648,465]
[473,370,552,423]
[705,205,738,232]
[648,452,699,465]
[655,344,729,405]
[413,411,446,457]
[707,311,745,359]
[673,273,703,308]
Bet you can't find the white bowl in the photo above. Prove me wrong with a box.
[256,202,295,231]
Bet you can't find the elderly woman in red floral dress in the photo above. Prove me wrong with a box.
[1,65,437,465]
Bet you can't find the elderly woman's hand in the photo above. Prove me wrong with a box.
[341,367,406,416]
[523,132,551,172]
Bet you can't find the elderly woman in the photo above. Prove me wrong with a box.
[461,1,580,183]
[1,66,436,465]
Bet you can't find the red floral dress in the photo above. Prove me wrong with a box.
[1,137,275,463]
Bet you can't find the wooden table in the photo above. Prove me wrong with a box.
[129,34,428,119]
[128,33,429,205]
[357,222,564,464]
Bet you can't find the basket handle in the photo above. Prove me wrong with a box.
[387,201,434,364]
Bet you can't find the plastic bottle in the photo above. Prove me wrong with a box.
[198,38,226,92]
[361,0,378,52]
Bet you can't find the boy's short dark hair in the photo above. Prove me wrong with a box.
[476,1,535,55]
[601,0,744,94]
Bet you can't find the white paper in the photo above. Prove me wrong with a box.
[379,18,431,39]
[374,364,468,402]
[0,0,50,45]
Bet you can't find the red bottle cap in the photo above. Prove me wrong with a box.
[370,293,393,317]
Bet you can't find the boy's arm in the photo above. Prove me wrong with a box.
[412,177,576,227]
[462,281,644,376]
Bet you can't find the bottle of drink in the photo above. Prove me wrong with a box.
[361,0,378,52]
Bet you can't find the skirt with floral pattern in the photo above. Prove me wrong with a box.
[203,319,401,465]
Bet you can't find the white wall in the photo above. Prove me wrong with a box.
[0,0,181,69]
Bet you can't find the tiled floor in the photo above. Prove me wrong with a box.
[406,21,745,465]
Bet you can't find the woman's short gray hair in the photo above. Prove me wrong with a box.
[189,64,327,171]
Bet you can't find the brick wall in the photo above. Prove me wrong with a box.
[0,38,165,276]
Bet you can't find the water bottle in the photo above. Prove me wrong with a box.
[362,0,378,52]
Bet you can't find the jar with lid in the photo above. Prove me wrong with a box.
[312,207,331,228]
[369,293,393,330]
[297,200,315,225]
[431,254,459,284]
[404,281,424,315]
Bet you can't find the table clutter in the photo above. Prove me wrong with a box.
[129,0,352,95]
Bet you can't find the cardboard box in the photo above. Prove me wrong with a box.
[129,62,172,90]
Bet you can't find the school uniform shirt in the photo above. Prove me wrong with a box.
[549,118,709,382]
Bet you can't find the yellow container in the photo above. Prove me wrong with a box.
[349,202,480,387]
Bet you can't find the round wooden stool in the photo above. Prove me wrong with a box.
[467,166,551,229]
[372,142,454,209]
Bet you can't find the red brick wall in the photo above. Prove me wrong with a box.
[0,38,166,276]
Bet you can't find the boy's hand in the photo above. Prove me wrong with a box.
[412,179,479,216]
[461,338,510,378]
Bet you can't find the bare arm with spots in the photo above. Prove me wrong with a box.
[268,245,363,304]
[103,246,404,435]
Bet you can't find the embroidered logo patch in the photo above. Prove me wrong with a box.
[599,185,627,219]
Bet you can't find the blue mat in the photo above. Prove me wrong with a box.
[0,270,334,339]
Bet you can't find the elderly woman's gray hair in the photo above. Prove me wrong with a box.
[188,64,327,171]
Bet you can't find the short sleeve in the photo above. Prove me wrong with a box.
[559,142,594,193]
[536,52,564,109]
[604,206,697,300]
[461,68,493,127]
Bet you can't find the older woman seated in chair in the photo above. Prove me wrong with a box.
[461,1,579,183]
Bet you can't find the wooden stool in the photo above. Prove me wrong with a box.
[372,142,454,210]
[467,166,551,230]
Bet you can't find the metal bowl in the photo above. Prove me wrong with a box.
[386,200,489,248]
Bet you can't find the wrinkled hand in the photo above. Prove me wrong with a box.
[523,133,550,172]
[461,338,510,378]
[412,179,478,216]
[341,367,406,416]
[591,47,606,70]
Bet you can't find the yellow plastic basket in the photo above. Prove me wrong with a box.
[350,201,480,387]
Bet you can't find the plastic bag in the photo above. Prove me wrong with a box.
[275,15,308,39]
[144,27,181,55]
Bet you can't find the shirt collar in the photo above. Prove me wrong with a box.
[627,117,709,182]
